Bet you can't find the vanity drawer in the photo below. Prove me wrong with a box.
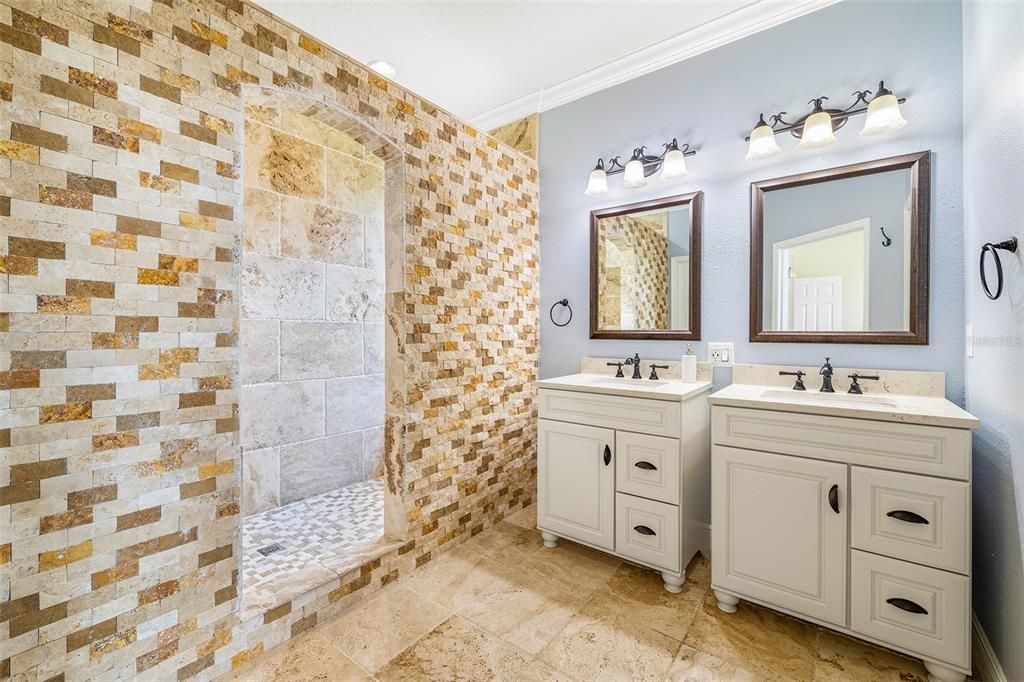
[850,550,970,670]
[540,389,681,438]
[615,493,680,572]
[712,407,970,480]
[851,468,969,574]
[615,432,680,504]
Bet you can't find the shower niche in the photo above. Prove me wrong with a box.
[238,88,405,613]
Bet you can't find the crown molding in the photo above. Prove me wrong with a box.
[471,0,841,131]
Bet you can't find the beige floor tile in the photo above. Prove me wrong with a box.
[537,600,682,681]
[459,566,589,655]
[586,562,705,641]
[405,543,506,611]
[504,503,539,529]
[683,591,817,681]
[523,540,620,592]
[665,644,759,681]
[685,553,710,588]
[316,584,450,672]
[376,615,532,681]
[813,630,928,682]
[465,520,545,563]
[515,657,578,681]
[223,627,372,681]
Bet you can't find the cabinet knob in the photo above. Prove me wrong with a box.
[886,509,929,524]
[633,525,656,536]
[603,445,611,466]
[634,461,657,471]
[886,597,928,615]
[828,484,840,514]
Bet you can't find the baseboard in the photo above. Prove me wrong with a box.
[972,613,1007,682]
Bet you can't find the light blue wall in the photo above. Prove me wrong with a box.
[538,0,965,403]
[963,1,1024,678]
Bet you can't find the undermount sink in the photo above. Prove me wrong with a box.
[588,377,669,388]
[759,388,898,408]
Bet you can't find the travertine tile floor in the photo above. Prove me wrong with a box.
[229,503,941,681]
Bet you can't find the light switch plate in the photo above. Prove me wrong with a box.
[966,323,974,358]
[708,342,735,366]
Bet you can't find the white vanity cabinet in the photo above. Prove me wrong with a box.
[709,399,978,682]
[536,379,711,593]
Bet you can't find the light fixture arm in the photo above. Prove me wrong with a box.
[745,82,907,141]
[598,138,696,177]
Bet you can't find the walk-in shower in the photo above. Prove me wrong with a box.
[238,88,405,613]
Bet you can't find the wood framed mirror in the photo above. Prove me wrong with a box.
[590,192,702,340]
[750,152,930,344]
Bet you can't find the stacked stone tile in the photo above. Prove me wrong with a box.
[0,1,539,680]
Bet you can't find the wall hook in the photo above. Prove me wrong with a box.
[549,298,573,327]
[980,237,1018,300]
[879,226,892,247]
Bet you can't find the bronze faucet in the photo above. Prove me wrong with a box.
[819,357,835,393]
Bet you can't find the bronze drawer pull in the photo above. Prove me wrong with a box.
[886,597,928,615]
[886,509,929,524]
[633,525,656,536]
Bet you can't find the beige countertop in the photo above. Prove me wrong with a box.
[709,383,979,429]
[538,373,712,402]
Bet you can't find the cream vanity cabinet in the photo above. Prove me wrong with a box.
[536,377,711,593]
[709,396,978,682]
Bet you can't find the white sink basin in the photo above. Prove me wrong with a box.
[588,377,669,388]
[759,389,898,409]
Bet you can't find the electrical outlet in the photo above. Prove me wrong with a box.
[708,342,735,366]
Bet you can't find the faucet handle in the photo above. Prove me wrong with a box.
[649,364,669,381]
[607,361,625,378]
[779,370,807,391]
[847,373,879,394]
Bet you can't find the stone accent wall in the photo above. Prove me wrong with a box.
[0,2,538,680]
[239,103,386,514]
[597,215,669,328]
[488,113,538,160]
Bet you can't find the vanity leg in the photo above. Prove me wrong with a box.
[661,570,685,594]
[713,589,740,613]
[923,661,965,682]
[540,531,558,549]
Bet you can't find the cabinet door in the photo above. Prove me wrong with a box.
[538,419,615,550]
[712,445,848,626]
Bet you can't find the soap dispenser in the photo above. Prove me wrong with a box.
[681,345,697,383]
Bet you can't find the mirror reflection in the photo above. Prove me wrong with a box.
[591,193,701,340]
[762,169,910,332]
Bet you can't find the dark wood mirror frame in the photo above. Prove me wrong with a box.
[590,191,702,340]
[750,151,930,345]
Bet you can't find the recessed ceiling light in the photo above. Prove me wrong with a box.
[367,60,397,79]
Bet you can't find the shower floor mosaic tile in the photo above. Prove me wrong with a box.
[242,478,403,614]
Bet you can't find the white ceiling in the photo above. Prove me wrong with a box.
[254,0,837,129]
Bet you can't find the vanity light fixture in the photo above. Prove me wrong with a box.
[745,81,907,160]
[584,138,695,196]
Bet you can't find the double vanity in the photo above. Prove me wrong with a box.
[537,360,978,682]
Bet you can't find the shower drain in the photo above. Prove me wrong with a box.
[256,542,285,556]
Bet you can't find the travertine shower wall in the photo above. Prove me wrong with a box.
[239,105,385,514]
[0,2,538,680]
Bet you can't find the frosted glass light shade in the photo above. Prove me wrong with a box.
[861,93,907,136]
[622,158,647,188]
[584,168,609,196]
[660,148,689,179]
[746,123,782,161]
[797,110,837,149]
